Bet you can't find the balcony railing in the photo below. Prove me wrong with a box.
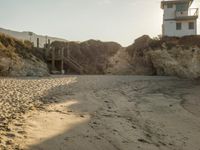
[175,8,199,19]
[188,8,199,16]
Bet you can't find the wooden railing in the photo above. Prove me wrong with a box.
[47,47,86,74]
[63,56,85,74]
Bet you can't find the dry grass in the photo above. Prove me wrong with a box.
[149,35,200,50]
[0,33,47,61]
[0,33,34,59]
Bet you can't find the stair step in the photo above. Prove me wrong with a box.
[64,57,85,74]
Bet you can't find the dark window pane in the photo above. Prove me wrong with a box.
[176,23,182,30]
[189,22,194,30]
[176,3,188,11]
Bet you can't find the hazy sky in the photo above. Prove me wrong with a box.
[0,0,199,46]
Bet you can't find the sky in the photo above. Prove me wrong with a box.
[0,0,199,46]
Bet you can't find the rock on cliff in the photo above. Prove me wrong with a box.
[126,35,156,75]
[0,34,49,77]
[127,35,200,79]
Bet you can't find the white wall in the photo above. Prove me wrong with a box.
[176,11,188,17]
[163,3,197,37]
[163,4,176,19]
[164,4,189,19]
[163,20,197,37]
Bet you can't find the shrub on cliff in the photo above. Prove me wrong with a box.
[0,34,48,76]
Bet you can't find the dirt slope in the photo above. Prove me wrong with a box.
[0,34,49,76]
[105,47,135,74]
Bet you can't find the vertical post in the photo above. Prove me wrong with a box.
[45,46,49,60]
[61,48,64,74]
[28,32,33,42]
[52,47,55,72]
[45,36,48,48]
[67,42,70,59]
[46,39,51,60]
[195,20,197,35]
[48,39,51,48]
[37,38,39,48]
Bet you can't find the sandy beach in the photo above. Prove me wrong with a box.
[0,75,200,150]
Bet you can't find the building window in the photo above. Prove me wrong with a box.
[167,4,173,8]
[189,22,194,30]
[176,3,188,11]
[176,23,182,30]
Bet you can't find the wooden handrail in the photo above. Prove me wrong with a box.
[63,56,86,74]
[48,47,87,74]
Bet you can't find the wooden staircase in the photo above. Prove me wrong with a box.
[47,47,86,74]
[63,56,85,74]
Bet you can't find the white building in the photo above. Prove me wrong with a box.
[161,0,199,37]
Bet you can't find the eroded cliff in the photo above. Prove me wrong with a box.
[0,34,49,76]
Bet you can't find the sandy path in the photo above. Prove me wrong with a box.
[106,48,134,75]
[1,76,200,150]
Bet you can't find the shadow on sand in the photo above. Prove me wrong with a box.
[25,76,125,150]
[22,76,200,150]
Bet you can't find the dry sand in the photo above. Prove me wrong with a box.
[106,48,135,75]
[0,75,200,150]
